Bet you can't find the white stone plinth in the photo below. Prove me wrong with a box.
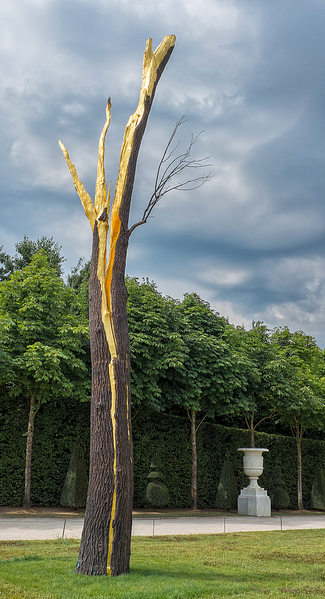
[238,483,271,517]
[237,448,271,517]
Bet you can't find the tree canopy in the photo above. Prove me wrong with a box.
[0,251,90,507]
[2,236,325,514]
[0,236,65,281]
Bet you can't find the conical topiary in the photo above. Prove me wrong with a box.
[311,464,325,510]
[269,464,290,510]
[60,442,88,508]
[215,454,237,510]
[146,456,170,508]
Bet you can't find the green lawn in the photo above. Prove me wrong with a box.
[1,530,325,598]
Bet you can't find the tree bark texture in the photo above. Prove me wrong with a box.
[249,413,255,448]
[190,409,198,510]
[60,35,175,576]
[24,392,37,509]
[295,419,304,511]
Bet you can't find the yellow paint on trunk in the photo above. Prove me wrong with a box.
[59,35,176,577]
[105,35,175,309]
[107,361,117,576]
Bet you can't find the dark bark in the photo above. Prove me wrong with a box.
[295,420,304,511]
[23,392,37,509]
[249,413,255,448]
[73,38,175,577]
[76,226,133,577]
[110,227,133,576]
[76,224,115,575]
[75,72,165,578]
[190,409,197,510]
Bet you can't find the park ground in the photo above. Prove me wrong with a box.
[1,530,325,598]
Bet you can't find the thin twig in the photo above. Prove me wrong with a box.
[128,117,212,236]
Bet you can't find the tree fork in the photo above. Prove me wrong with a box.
[59,35,175,576]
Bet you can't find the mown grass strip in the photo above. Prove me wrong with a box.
[0,530,325,598]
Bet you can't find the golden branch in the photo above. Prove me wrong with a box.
[105,35,176,299]
[94,98,112,216]
[58,140,96,230]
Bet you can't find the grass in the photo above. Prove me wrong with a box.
[1,530,325,598]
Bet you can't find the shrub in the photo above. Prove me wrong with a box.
[269,464,290,510]
[311,464,325,510]
[60,442,88,508]
[215,454,237,510]
[146,457,170,508]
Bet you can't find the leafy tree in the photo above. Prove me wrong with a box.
[171,294,248,509]
[0,246,12,281]
[269,327,325,510]
[0,252,89,508]
[67,258,90,291]
[231,322,281,447]
[127,277,186,415]
[0,236,65,280]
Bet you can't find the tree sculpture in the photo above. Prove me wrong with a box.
[59,36,176,576]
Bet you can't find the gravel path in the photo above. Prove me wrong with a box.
[1,513,325,540]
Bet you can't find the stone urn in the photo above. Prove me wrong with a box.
[237,448,271,517]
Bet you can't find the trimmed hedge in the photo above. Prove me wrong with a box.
[0,394,89,506]
[1,398,325,510]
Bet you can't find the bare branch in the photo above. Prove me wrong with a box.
[128,116,212,235]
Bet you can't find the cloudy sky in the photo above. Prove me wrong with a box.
[1,0,325,344]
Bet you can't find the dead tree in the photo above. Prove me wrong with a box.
[59,35,210,577]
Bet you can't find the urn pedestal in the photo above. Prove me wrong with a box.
[237,448,271,517]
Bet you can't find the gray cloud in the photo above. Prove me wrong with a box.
[1,0,325,345]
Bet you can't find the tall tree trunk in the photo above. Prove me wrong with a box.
[295,419,304,511]
[61,36,176,576]
[190,409,197,510]
[249,412,255,448]
[75,224,133,575]
[24,392,37,509]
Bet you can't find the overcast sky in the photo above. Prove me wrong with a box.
[1,0,325,344]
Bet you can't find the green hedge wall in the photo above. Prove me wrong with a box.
[1,397,325,510]
[0,395,89,506]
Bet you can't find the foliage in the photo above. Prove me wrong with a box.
[269,464,290,510]
[269,328,325,509]
[2,240,325,515]
[0,236,65,280]
[60,441,89,508]
[0,392,89,506]
[133,415,191,508]
[67,258,90,290]
[2,401,325,510]
[311,464,325,510]
[0,251,90,505]
[171,294,242,416]
[145,457,170,508]
[127,278,186,414]
[270,327,325,432]
[215,454,237,510]
[0,251,89,403]
[229,322,284,446]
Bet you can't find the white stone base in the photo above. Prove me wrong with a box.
[238,484,271,517]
